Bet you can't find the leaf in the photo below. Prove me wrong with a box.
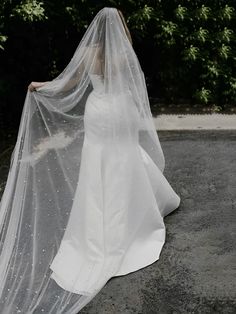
[195,87,211,104]
[219,44,231,59]
[197,5,211,20]
[11,0,47,22]
[196,27,209,43]
[222,5,235,20]
[175,5,188,20]
[183,45,200,61]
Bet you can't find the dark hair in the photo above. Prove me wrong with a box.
[117,10,133,45]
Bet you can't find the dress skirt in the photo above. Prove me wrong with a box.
[49,90,181,295]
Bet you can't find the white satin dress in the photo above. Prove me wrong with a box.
[49,73,181,296]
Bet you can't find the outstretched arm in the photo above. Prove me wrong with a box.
[28,61,86,93]
[28,46,90,93]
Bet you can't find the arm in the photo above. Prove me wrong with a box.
[28,46,89,93]
[28,81,50,92]
[28,61,85,93]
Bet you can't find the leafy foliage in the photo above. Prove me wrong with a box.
[11,0,47,22]
[0,0,236,127]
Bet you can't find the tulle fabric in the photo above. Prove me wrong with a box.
[0,7,179,313]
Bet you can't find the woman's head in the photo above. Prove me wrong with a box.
[82,7,133,75]
[85,8,133,48]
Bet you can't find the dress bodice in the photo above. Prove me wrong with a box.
[88,73,131,96]
[88,73,104,94]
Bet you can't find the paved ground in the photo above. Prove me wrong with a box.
[0,131,236,313]
[153,114,236,130]
[80,130,236,314]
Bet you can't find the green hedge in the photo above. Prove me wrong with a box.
[0,0,235,127]
[130,0,236,106]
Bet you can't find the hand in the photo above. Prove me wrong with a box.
[28,81,48,92]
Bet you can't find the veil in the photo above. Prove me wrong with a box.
[0,7,165,313]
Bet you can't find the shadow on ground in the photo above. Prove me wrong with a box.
[0,131,236,313]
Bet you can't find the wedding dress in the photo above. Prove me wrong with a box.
[0,7,180,313]
[49,72,180,296]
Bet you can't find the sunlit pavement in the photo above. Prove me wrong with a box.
[153,114,236,130]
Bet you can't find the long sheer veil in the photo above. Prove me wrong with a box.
[0,7,165,313]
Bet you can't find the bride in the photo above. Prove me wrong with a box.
[0,7,180,313]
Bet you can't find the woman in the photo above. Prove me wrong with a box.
[0,7,180,313]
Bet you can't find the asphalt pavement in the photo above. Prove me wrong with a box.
[81,130,236,314]
[0,130,235,313]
